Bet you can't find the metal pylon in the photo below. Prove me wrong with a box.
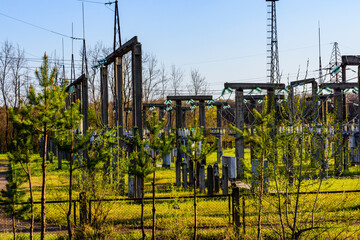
[329,42,342,83]
[266,0,280,84]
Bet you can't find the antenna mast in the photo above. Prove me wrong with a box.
[318,22,323,84]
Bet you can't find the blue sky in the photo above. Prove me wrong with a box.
[1,0,360,95]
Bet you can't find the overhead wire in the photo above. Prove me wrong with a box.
[0,11,83,40]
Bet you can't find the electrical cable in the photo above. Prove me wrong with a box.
[0,11,83,40]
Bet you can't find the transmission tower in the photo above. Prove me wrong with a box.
[329,42,342,83]
[266,0,280,84]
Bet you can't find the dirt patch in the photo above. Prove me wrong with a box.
[0,158,9,191]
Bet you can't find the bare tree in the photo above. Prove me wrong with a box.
[86,41,108,127]
[122,53,133,129]
[170,65,183,96]
[11,45,26,108]
[158,63,169,100]
[0,40,14,151]
[143,53,161,103]
[187,69,207,96]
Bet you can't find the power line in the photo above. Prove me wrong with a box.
[0,11,83,40]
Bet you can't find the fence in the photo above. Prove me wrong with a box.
[0,194,232,239]
[1,190,360,239]
[232,189,360,239]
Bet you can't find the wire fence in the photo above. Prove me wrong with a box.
[0,190,360,239]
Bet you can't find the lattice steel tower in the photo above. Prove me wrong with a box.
[266,0,280,84]
[329,42,342,83]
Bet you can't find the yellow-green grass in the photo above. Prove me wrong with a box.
[2,148,360,239]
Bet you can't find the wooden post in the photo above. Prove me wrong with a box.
[232,186,240,238]
[199,164,205,193]
[235,89,245,180]
[334,88,343,176]
[199,100,206,165]
[216,105,223,163]
[196,161,201,188]
[222,165,229,195]
[207,165,214,195]
[176,100,182,186]
[182,160,187,188]
[116,62,123,139]
[73,200,76,226]
[82,76,89,134]
[249,99,256,162]
[79,192,87,225]
[242,195,246,235]
[214,163,220,193]
[176,161,181,187]
[132,43,143,135]
[189,160,194,186]
[128,176,134,198]
[100,66,108,126]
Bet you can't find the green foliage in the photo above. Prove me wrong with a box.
[180,123,217,164]
[28,53,68,138]
[80,126,126,196]
[146,111,176,160]
[0,164,29,217]
[129,127,154,179]
[54,100,92,157]
[74,224,115,240]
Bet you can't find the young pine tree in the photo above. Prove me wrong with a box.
[145,111,175,240]
[8,104,38,240]
[55,99,92,240]
[130,127,154,240]
[180,124,217,240]
[230,98,275,240]
[28,53,69,239]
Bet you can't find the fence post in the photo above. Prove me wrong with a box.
[207,165,214,195]
[182,160,187,188]
[176,160,181,187]
[232,186,240,238]
[222,165,229,195]
[79,192,87,225]
[242,195,246,235]
[73,201,76,226]
[189,160,194,186]
[88,200,92,223]
[199,164,205,193]
[214,163,220,193]
[228,194,231,223]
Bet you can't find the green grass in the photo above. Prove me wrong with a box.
[2,148,360,239]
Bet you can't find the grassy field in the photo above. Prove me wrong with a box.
[1,149,360,239]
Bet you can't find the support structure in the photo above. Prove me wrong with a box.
[224,83,285,180]
[166,95,213,186]
[289,78,318,122]
[101,36,143,197]
[266,0,280,84]
[320,82,358,175]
